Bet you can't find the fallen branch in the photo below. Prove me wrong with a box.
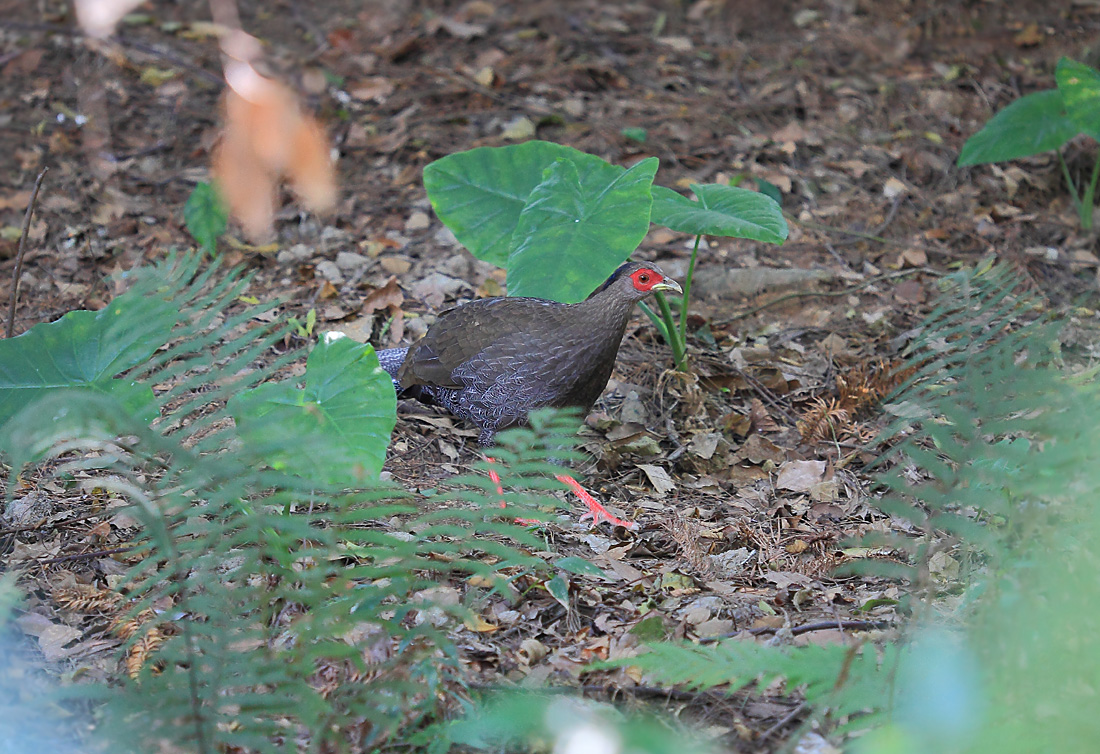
[32,545,135,566]
[0,21,223,87]
[6,166,48,339]
[0,509,112,537]
[701,618,893,644]
[714,267,939,326]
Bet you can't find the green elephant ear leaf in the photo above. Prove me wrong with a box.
[229,335,397,486]
[0,391,157,477]
[957,88,1078,166]
[0,288,177,430]
[651,183,788,244]
[1056,57,1100,142]
[423,141,652,271]
[424,141,613,267]
[506,157,658,302]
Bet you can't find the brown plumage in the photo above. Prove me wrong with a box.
[379,261,681,445]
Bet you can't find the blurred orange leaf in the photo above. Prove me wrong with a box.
[213,63,336,242]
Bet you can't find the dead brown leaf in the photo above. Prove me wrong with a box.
[349,76,395,103]
[363,276,404,314]
[214,64,336,242]
[2,49,44,77]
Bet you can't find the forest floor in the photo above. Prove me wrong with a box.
[2,0,1100,751]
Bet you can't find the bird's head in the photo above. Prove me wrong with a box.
[594,261,683,301]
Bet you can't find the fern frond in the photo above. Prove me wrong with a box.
[607,638,899,731]
[0,254,583,751]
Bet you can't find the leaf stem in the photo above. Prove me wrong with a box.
[1082,156,1100,231]
[678,235,701,344]
[638,301,669,342]
[6,167,48,338]
[653,291,685,369]
[1057,151,1088,230]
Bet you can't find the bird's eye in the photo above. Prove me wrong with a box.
[638,273,650,283]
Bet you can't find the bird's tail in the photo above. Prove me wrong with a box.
[376,347,407,393]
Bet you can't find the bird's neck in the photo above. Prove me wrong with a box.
[572,288,638,342]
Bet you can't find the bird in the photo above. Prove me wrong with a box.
[378,260,682,529]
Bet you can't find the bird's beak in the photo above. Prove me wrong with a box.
[652,279,683,295]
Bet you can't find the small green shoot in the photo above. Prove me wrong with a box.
[642,182,788,370]
[288,308,317,339]
[958,57,1100,230]
[184,181,228,256]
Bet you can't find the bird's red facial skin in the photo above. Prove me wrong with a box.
[630,268,663,292]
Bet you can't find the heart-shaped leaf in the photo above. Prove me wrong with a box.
[184,181,228,256]
[0,289,176,430]
[957,89,1078,166]
[1056,57,1100,142]
[545,573,570,610]
[652,183,788,244]
[506,157,658,302]
[229,334,396,486]
[554,556,608,579]
[0,391,156,475]
[423,141,637,268]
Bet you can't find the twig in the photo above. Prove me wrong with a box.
[875,194,905,236]
[0,49,25,66]
[701,619,892,644]
[713,267,940,326]
[469,681,730,705]
[6,167,48,339]
[425,64,558,118]
[0,21,224,87]
[757,701,807,744]
[834,195,904,249]
[33,544,135,565]
[288,0,330,61]
[738,369,796,425]
[0,509,109,537]
[581,683,729,704]
[790,211,950,257]
[113,35,224,87]
[786,618,891,636]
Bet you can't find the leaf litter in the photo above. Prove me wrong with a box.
[1,0,1099,750]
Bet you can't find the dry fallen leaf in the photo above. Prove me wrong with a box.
[0,191,31,210]
[1013,23,1044,47]
[437,16,487,39]
[637,464,676,497]
[463,615,499,632]
[785,539,809,554]
[501,115,535,141]
[775,460,826,492]
[772,121,809,144]
[349,76,395,103]
[362,277,404,314]
[882,176,907,199]
[898,248,928,268]
[17,613,84,662]
[657,36,693,51]
[214,61,336,242]
[893,279,925,305]
[518,638,548,664]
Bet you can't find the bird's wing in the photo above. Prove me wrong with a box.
[397,297,565,389]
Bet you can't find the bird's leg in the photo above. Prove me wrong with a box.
[485,458,636,530]
[555,474,638,531]
[484,456,506,503]
[484,456,541,525]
